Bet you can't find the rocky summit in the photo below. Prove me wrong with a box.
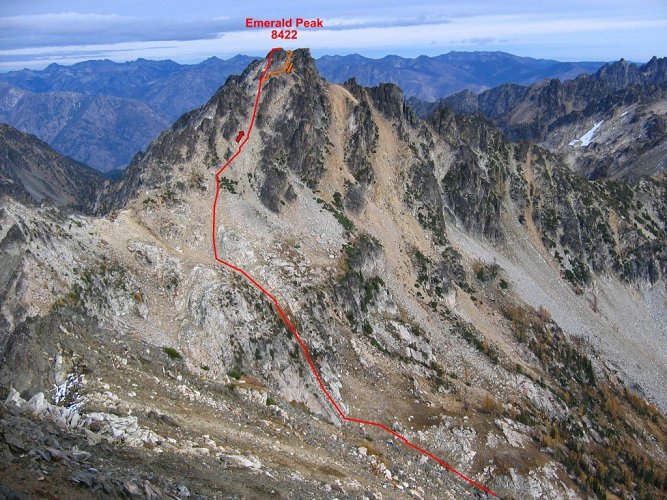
[1,49,666,499]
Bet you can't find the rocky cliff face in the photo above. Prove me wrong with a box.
[1,49,666,499]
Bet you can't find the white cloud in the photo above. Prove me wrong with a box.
[0,11,238,51]
[0,12,134,34]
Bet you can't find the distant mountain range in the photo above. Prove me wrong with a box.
[0,56,255,172]
[316,52,605,100]
[0,56,256,122]
[0,52,603,172]
[0,81,170,175]
[0,51,607,172]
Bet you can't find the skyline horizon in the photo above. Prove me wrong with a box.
[2,1,666,72]
[0,47,658,74]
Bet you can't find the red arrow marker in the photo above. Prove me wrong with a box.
[235,130,245,143]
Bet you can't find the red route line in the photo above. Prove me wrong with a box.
[210,47,496,497]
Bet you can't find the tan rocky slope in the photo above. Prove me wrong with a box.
[1,49,666,498]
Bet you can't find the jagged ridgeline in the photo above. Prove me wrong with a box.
[0,49,666,498]
[415,56,667,179]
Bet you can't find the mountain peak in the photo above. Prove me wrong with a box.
[199,56,225,66]
[640,55,667,83]
[289,48,319,76]
[594,56,667,90]
[594,58,642,89]
[105,47,331,211]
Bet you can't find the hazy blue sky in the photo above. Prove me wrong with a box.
[1,0,666,70]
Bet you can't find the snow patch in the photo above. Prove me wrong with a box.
[52,371,84,410]
[569,120,604,147]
